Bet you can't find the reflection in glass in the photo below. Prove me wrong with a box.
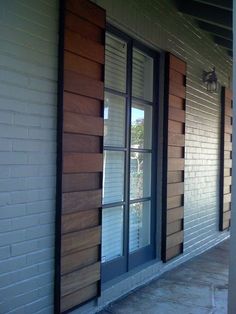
[132,49,154,101]
[129,201,151,252]
[105,33,127,92]
[104,93,126,147]
[103,151,125,204]
[130,152,151,200]
[131,103,152,149]
[102,206,124,262]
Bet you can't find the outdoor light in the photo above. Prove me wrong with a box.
[202,67,218,92]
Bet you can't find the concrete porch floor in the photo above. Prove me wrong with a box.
[99,240,229,314]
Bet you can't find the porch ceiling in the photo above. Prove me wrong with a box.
[175,0,233,58]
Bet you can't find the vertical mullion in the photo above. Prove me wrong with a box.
[125,40,133,270]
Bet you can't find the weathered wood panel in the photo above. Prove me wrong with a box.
[162,53,186,262]
[220,87,232,231]
[56,1,105,312]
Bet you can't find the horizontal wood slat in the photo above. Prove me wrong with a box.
[62,173,101,192]
[63,133,101,153]
[61,246,99,275]
[65,12,103,43]
[65,29,105,64]
[63,153,103,173]
[64,111,103,136]
[64,70,104,100]
[61,262,100,297]
[61,283,97,313]
[62,209,99,234]
[66,0,105,28]
[162,53,186,262]
[61,226,101,256]
[62,189,102,214]
[169,54,186,74]
[57,2,105,311]
[64,51,103,80]
[64,92,102,116]
[220,87,232,231]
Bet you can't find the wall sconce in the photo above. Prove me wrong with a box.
[202,67,218,92]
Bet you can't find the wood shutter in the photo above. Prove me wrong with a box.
[55,0,105,312]
[220,87,233,231]
[162,53,186,262]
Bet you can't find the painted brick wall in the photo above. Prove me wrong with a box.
[0,1,58,313]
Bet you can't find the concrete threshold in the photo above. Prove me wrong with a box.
[99,240,229,314]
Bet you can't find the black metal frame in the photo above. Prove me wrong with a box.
[54,0,65,313]
[101,24,160,283]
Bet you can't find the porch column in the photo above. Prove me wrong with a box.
[228,2,236,313]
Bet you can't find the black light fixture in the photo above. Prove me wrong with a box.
[202,67,218,92]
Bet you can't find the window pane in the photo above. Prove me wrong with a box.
[104,93,126,147]
[130,152,151,200]
[105,33,127,93]
[103,151,125,204]
[131,102,152,149]
[129,201,151,252]
[132,49,153,102]
[102,206,124,262]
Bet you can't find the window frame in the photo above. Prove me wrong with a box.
[102,24,160,283]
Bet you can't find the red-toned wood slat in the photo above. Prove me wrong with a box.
[56,1,105,312]
[162,53,186,262]
[220,87,233,231]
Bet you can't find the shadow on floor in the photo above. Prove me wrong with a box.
[99,240,229,314]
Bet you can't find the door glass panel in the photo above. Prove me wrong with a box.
[105,33,127,93]
[132,49,154,101]
[103,151,125,204]
[131,102,152,149]
[102,206,124,262]
[129,201,151,252]
[104,93,126,147]
[130,152,151,200]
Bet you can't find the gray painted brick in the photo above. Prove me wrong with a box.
[0,246,11,260]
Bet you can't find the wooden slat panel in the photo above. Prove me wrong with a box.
[64,92,102,117]
[166,230,184,249]
[64,111,103,136]
[223,202,231,212]
[169,54,186,74]
[169,81,186,99]
[167,182,184,197]
[165,244,182,261]
[167,220,183,236]
[167,195,183,210]
[168,95,185,110]
[64,51,103,80]
[61,262,100,297]
[63,133,101,153]
[163,53,186,262]
[169,107,185,123]
[64,70,104,100]
[65,12,103,43]
[168,146,184,158]
[61,226,101,256]
[168,120,184,134]
[62,189,102,214]
[61,283,97,313]
[63,153,103,173]
[168,133,185,147]
[167,207,184,224]
[65,29,105,64]
[66,0,105,28]
[168,158,184,171]
[167,171,184,183]
[62,173,101,193]
[169,68,185,85]
[62,210,99,234]
[61,247,99,275]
